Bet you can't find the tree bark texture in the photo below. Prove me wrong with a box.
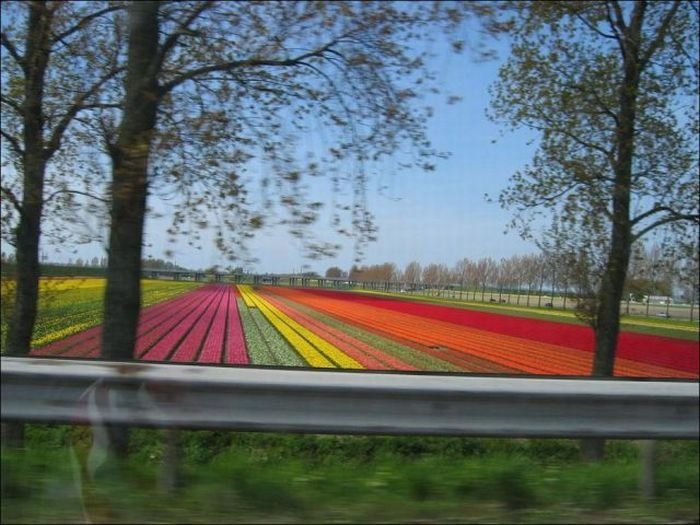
[592,3,643,378]
[4,3,54,452]
[101,1,160,363]
[5,3,52,357]
[100,1,160,458]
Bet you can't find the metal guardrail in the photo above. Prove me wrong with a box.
[1,357,698,439]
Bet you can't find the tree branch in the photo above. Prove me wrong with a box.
[1,31,25,71]
[574,12,617,40]
[44,66,125,158]
[159,38,344,95]
[603,1,622,40]
[156,1,215,72]
[0,93,23,115]
[631,204,698,226]
[51,5,123,46]
[0,129,24,157]
[605,0,627,58]
[44,188,109,205]
[632,209,700,241]
[531,115,616,167]
[558,80,619,127]
[639,0,681,70]
[1,186,23,215]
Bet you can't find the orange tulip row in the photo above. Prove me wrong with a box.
[257,288,521,374]
[263,287,694,378]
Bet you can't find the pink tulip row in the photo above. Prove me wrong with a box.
[88,286,211,358]
[167,286,227,362]
[140,286,226,361]
[136,285,249,364]
[225,291,248,364]
[31,284,250,364]
[32,285,205,358]
[195,289,229,363]
[140,284,248,364]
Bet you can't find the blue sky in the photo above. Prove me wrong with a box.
[232,40,541,274]
[30,32,541,274]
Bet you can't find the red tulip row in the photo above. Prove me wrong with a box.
[298,288,699,375]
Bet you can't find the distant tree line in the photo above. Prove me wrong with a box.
[327,243,698,305]
[1,252,186,272]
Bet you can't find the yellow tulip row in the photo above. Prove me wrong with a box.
[238,285,258,308]
[38,277,106,292]
[32,321,96,348]
[237,285,363,369]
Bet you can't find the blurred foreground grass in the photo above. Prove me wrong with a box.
[2,426,698,523]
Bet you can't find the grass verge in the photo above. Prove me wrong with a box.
[2,426,698,524]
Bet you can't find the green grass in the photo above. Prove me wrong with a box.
[2,426,698,524]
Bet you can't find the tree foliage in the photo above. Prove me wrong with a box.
[1,1,122,358]
[325,266,345,279]
[489,0,699,376]
[96,0,485,368]
[1,1,121,249]
[86,0,481,266]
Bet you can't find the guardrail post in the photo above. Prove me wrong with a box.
[639,440,657,500]
[160,428,181,495]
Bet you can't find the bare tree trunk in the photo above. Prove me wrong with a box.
[586,6,642,461]
[5,4,52,359]
[100,1,160,458]
[591,36,637,378]
[4,3,54,451]
[6,159,44,358]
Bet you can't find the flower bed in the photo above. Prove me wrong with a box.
[238,285,362,369]
[29,282,697,378]
[262,287,696,378]
[30,284,249,364]
[299,288,699,374]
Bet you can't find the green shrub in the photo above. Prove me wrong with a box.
[490,459,538,510]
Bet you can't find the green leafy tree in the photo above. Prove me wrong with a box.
[490,1,699,377]
[1,2,122,451]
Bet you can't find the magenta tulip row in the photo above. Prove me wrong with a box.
[31,284,248,364]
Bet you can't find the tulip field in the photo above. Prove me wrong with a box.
[25,280,699,379]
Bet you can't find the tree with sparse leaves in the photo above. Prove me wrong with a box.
[1,2,121,360]
[100,0,482,366]
[325,266,345,279]
[490,0,699,378]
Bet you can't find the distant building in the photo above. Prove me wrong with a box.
[643,295,673,305]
